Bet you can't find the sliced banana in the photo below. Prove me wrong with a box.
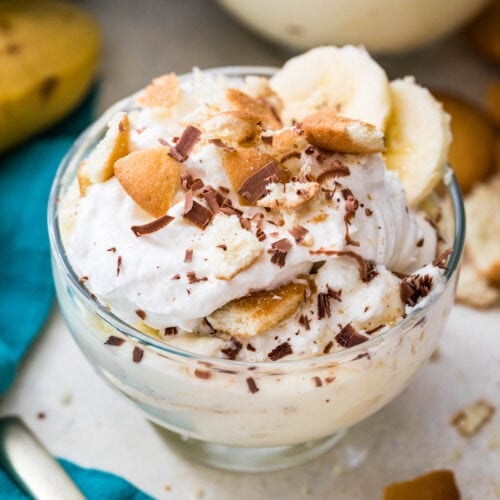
[270,45,391,130]
[384,77,451,206]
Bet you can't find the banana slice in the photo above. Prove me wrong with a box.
[384,77,451,206]
[270,45,391,130]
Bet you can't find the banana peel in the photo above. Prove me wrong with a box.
[0,0,100,153]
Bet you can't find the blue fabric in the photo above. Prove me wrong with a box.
[0,90,152,499]
[0,88,97,394]
[0,458,152,499]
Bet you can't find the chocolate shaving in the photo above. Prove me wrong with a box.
[310,261,326,274]
[268,341,293,361]
[158,137,171,147]
[194,369,211,379]
[169,125,201,162]
[261,135,273,145]
[309,249,378,282]
[221,338,243,360]
[269,238,292,268]
[365,324,385,335]
[79,275,88,284]
[335,323,368,348]
[246,377,259,394]
[132,346,144,363]
[298,314,310,330]
[416,238,424,248]
[317,293,331,320]
[201,185,222,213]
[312,376,323,387]
[186,271,208,284]
[131,214,174,237]
[208,138,235,152]
[237,161,280,203]
[116,256,122,276]
[216,244,227,251]
[304,145,315,155]
[365,208,373,217]
[184,249,193,262]
[105,335,125,346]
[317,164,350,183]
[256,228,267,241]
[106,247,116,252]
[164,327,178,336]
[181,172,194,190]
[432,248,453,269]
[323,341,334,354]
[400,274,433,306]
[171,274,181,280]
[183,200,213,229]
[289,225,309,244]
[135,309,146,320]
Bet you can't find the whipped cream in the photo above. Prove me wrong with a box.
[62,69,446,362]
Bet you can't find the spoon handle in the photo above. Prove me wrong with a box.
[0,416,85,500]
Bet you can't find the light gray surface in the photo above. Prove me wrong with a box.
[1,1,499,498]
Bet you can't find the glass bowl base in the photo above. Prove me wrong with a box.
[152,426,347,473]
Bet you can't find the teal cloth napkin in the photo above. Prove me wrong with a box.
[0,458,152,499]
[0,89,95,394]
[0,91,152,499]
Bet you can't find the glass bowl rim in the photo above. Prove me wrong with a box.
[47,65,465,368]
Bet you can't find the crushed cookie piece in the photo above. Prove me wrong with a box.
[317,162,351,183]
[451,399,495,436]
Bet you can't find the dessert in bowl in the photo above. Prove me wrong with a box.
[48,46,464,472]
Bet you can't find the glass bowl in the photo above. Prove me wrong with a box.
[48,67,465,473]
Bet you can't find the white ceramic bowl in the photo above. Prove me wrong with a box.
[216,0,488,53]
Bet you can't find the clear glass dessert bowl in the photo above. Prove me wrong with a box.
[48,67,465,473]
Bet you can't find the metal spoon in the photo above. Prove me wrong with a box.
[0,416,84,499]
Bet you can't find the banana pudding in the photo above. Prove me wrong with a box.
[50,46,463,471]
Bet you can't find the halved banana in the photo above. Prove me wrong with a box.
[270,45,391,130]
[384,77,451,206]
